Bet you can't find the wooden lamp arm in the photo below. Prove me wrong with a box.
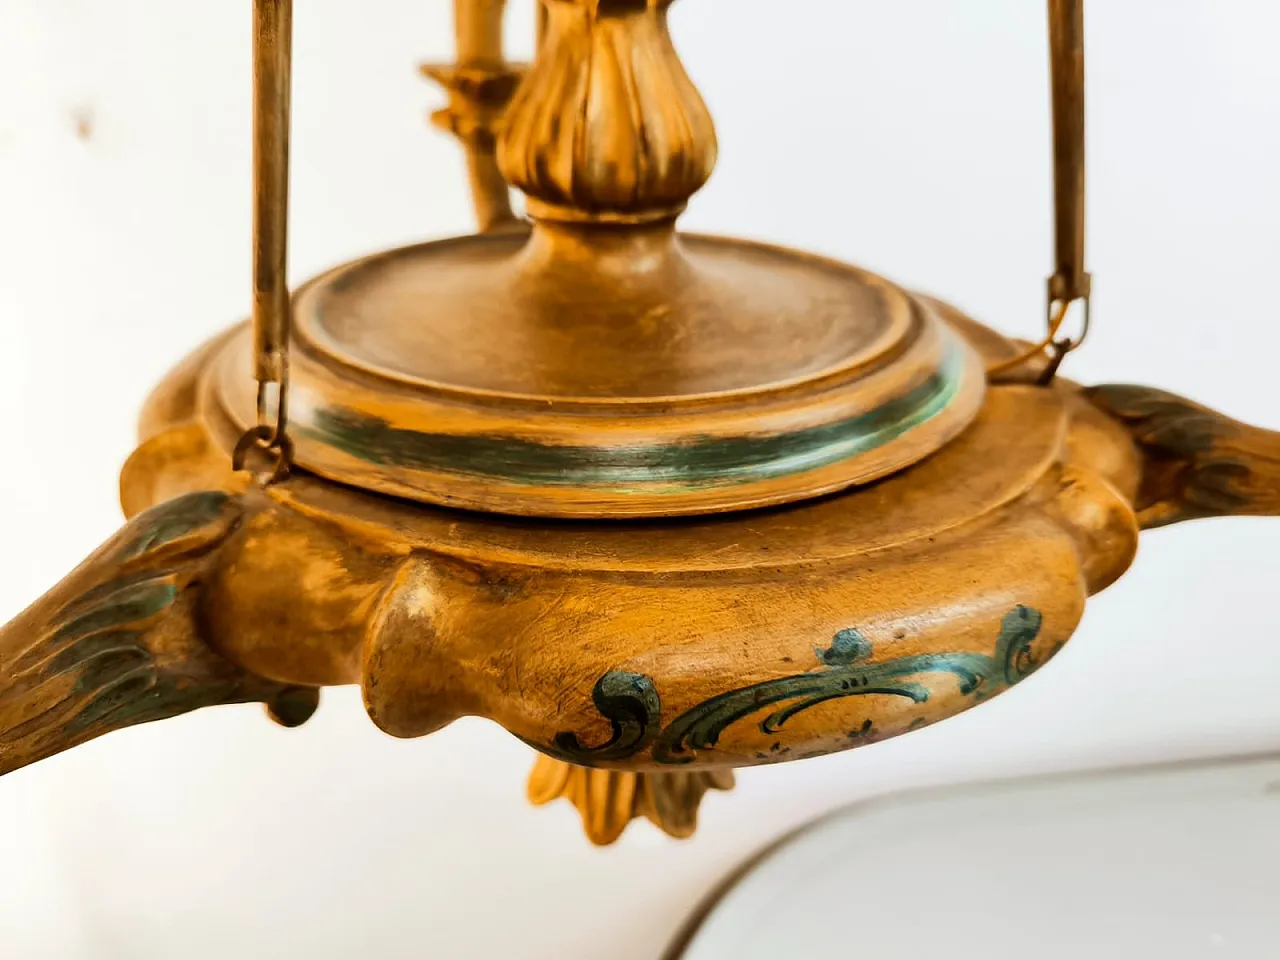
[422,0,529,233]
[1086,384,1280,529]
[0,492,315,778]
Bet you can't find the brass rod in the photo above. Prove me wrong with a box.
[536,0,548,50]
[1047,0,1088,303]
[252,0,293,405]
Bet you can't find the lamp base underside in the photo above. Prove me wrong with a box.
[121,292,1141,771]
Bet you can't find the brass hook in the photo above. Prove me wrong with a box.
[989,0,1091,385]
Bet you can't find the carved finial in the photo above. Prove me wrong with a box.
[497,0,717,224]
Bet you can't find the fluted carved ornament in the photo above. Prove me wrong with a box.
[498,0,717,222]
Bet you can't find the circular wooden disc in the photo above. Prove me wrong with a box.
[214,228,985,518]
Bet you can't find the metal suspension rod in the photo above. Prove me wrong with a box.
[1048,0,1089,306]
[991,0,1091,382]
[250,0,293,455]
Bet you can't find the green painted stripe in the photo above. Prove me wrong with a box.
[296,339,969,493]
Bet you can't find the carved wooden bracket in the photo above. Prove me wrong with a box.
[0,493,316,777]
[1085,384,1280,529]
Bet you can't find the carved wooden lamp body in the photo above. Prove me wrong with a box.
[3,0,1279,848]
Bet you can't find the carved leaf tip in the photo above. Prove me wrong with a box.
[528,755,733,845]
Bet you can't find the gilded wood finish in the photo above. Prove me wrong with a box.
[6,304,1277,840]
[3,0,1279,850]
[108,318,1063,761]
[137,322,1115,758]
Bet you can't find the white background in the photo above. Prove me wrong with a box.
[1,2,1277,958]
